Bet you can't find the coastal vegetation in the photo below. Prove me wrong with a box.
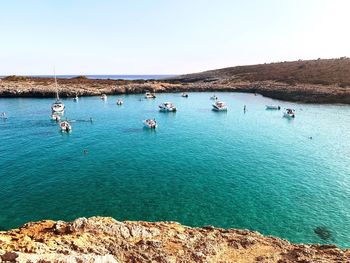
[168,57,350,88]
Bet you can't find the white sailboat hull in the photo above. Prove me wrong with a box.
[51,102,65,114]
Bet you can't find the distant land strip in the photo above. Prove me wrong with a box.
[1,58,350,104]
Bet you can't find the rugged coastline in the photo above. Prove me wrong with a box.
[1,58,350,104]
[1,76,350,104]
[0,217,348,262]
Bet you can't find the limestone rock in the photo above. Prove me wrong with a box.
[0,217,349,262]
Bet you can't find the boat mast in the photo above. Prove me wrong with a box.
[54,67,59,101]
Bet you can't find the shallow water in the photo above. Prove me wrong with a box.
[1,92,350,247]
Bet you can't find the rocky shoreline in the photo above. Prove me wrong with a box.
[1,77,350,104]
[0,217,348,262]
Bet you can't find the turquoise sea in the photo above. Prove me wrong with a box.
[1,92,350,247]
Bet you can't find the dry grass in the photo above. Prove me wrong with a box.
[171,57,350,87]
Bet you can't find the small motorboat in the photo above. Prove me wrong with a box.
[145,91,156,99]
[50,113,61,121]
[210,94,218,100]
[73,94,79,102]
[1,112,7,120]
[101,94,107,100]
[266,105,281,110]
[143,119,157,129]
[283,108,295,118]
[181,93,188,98]
[212,101,227,111]
[159,102,177,112]
[116,99,123,105]
[60,121,72,132]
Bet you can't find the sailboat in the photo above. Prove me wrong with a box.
[51,71,65,114]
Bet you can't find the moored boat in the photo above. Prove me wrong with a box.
[50,113,61,121]
[73,94,79,102]
[51,72,65,114]
[181,93,188,98]
[143,119,157,129]
[51,99,65,114]
[145,91,156,99]
[101,94,107,100]
[60,121,72,132]
[210,94,218,100]
[159,102,177,112]
[266,105,281,110]
[51,73,65,114]
[1,112,7,120]
[283,108,295,118]
[212,101,227,111]
[116,99,123,105]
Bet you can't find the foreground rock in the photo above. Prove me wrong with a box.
[0,217,348,262]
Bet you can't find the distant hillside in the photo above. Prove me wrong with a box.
[170,58,350,87]
[1,58,350,103]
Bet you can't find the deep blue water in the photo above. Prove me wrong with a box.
[0,92,350,247]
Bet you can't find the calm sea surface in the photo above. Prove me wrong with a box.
[0,92,350,247]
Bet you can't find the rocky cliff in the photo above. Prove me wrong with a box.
[0,217,348,262]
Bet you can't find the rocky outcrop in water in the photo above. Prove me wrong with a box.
[0,217,349,262]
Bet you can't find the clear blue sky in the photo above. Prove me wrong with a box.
[0,0,349,75]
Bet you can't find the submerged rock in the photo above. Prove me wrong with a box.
[314,226,333,240]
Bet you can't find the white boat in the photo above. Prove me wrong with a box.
[145,91,156,99]
[51,73,65,114]
[181,93,188,98]
[51,99,65,114]
[116,99,123,105]
[143,119,157,129]
[50,113,61,121]
[212,101,227,111]
[73,94,79,102]
[266,105,281,110]
[159,102,177,112]
[283,108,295,118]
[210,94,218,100]
[1,112,7,119]
[60,121,72,132]
[101,94,107,100]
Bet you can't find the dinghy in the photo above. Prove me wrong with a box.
[143,119,157,129]
[266,105,281,110]
[283,108,295,118]
[60,121,72,132]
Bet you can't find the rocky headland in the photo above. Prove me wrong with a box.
[0,217,348,263]
[1,58,350,104]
